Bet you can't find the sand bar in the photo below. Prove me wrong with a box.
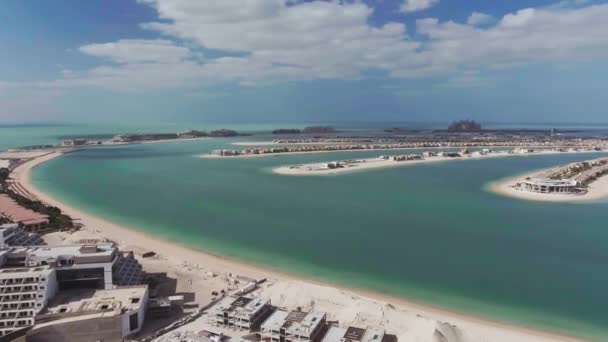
[273,150,608,176]
[9,150,590,341]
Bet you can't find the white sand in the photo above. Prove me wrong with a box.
[273,150,607,176]
[486,168,608,203]
[12,151,587,342]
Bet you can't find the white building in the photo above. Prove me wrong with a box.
[516,178,580,194]
[0,261,58,337]
[210,296,273,331]
[27,285,148,341]
[0,243,144,336]
[261,310,327,342]
[6,243,144,290]
[321,326,385,342]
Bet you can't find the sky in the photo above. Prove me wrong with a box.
[1,0,608,124]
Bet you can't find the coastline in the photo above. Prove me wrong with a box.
[273,150,608,176]
[13,151,592,342]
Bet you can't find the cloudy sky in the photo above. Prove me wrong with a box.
[1,0,608,124]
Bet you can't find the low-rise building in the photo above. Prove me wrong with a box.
[516,178,581,194]
[210,296,272,331]
[261,310,327,342]
[0,195,49,232]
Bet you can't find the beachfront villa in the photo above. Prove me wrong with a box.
[261,310,327,342]
[210,296,273,332]
[515,178,581,194]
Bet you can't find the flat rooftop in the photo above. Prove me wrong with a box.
[44,285,148,316]
[262,310,326,335]
[213,295,270,317]
[322,326,385,342]
[9,243,117,259]
[262,309,290,331]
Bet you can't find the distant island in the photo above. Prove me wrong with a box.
[447,120,482,133]
[303,126,336,134]
[271,126,336,135]
[272,129,302,135]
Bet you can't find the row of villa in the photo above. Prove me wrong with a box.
[211,142,605,158]
[208,295,392,342]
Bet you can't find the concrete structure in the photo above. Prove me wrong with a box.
[210,296,272,331]
[27,285,148,341]
[0,224,44,248]
[0,195,48,232]
[321,326,385,342]
[0,265,58,337]
[4,243,144,290]
[0,243,145,337]
[516,178,580,194]
[261,310,327,342]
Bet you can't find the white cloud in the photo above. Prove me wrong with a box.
[400,0,439,13]
[466,12,493,26]
[9,1,608,92]
[400,4,608,76]
[79,39,192,64]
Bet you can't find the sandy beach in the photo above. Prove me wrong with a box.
[11,150,589,342]
[273,150,608,176]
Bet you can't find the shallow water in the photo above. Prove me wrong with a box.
[26,137,608,340]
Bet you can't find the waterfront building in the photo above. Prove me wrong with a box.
[0,243,145,337]
[3,243,144,290]
[516,178,580,194]
[209,296,272,331]
[26,285,148,341]
[261,310,327,342]
[0,195,49,232]
[321,326,385,342]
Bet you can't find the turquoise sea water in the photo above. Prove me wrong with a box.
[2,125,608,340]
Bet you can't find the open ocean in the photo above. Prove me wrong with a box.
[2,123,608,340]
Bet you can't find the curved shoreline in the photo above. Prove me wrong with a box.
[12,151,591,341]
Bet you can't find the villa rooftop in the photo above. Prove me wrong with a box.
[322,326,385,342]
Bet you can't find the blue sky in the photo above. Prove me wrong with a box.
[1,0,608,124]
